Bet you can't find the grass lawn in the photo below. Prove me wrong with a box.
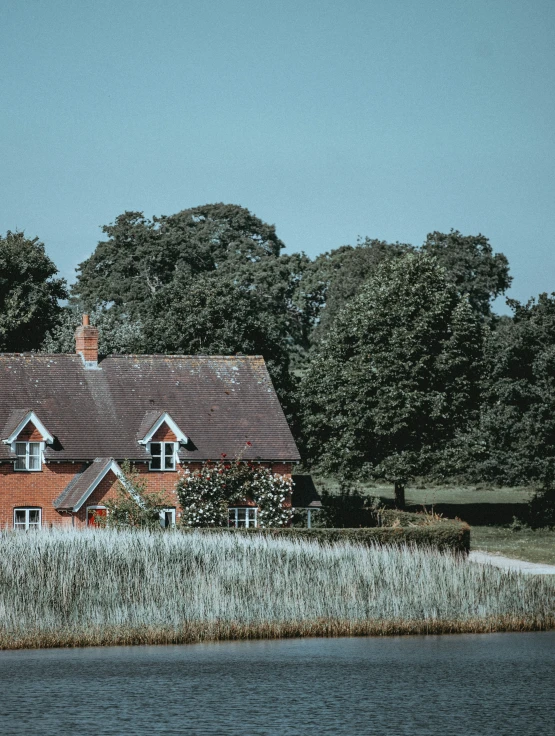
[470,526,555,565]
[313,476,535,505]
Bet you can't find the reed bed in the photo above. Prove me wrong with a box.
[0,529,552,649]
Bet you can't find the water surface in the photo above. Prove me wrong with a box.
[0,632,552,735]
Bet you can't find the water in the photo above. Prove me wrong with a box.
[0,633,553,735]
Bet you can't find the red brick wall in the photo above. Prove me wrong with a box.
[17,422,44,442]
[151,424,177,442]
[0,462,79,528]
[0,460,294,529]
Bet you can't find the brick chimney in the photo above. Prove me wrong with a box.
[75,314,99,368]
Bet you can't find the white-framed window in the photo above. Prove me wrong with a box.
[14,508,41,530]
[160,508,176,528]
[228,507,258,528]
[149,442,176,471]
[14,442,42,471]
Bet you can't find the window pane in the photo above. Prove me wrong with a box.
[228,508,237,527]
[14,510,26,525]
[164,443,173,456]
[15,443,26,457]
[29,443,41,456]
[15,457,26,470]
[164,455,175,470]
[29,455,41,470]
[150,443,161,457]
[28,510,40,524]
[150,457,161,470]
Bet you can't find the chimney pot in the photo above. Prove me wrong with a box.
[82,314,90,326]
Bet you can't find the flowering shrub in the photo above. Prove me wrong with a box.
[176,458,293,528]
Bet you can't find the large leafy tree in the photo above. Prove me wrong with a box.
[72,203,285,314]
[0,231,67,352]
[306,238,414,345]
[421,230,511,319]
[299,253,485,506]
[462,294,555,486]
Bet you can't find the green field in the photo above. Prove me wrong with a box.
[313,476,535,505]
[470,526,555,565]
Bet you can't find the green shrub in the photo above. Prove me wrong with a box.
[182,521,471,555]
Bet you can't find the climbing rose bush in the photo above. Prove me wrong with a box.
[176,459,293,528]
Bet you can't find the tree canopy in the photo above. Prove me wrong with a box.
[72,203,285,314]
[0,231,67,352]
[461,294,555,486]
[421,230,511,318]
[299,253,485,504]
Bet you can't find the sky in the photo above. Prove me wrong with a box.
[1,0,554,313]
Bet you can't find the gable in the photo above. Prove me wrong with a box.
[2,409,54,446]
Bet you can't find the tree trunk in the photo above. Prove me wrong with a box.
[394,482,405,510]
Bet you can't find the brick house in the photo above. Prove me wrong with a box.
[0,316,300,529]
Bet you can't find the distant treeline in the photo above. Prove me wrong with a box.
[2,204,554,494]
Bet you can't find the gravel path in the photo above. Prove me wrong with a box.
[468,550,555,575]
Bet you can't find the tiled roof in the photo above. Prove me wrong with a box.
[0,354,300,463]
[54,458,117,510]
[1,408,32,440]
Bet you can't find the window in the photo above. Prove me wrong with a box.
[149,442,176,471]
[14,442,41,471]
[160,508,176,529]
[14,508,41,530]
[228,507,257,528]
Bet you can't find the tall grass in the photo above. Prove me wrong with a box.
[0,529,552,649]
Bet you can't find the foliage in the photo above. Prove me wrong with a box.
[0,231,67,352]
[421,230,511,319]
[299,253,485,496]
[42,304,144,355]
[307,238,414,345]
[201,521,470,554]
[72,204,285,312]
[0,529,551,647]
[100,461,172,529]
[459,295,555,486]
[176,458,293,528]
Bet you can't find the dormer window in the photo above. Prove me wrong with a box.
[149,442,176,471]
[15,442,42,471]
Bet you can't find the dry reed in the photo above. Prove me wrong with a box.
[0,529,552,649]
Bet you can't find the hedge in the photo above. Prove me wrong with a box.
[183,521,471,555]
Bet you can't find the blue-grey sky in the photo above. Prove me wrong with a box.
[2,0,554,312]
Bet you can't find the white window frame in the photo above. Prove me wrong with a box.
[148,442,177,471]
[13,507,42,530]
[228,507,258,528]
[86,505,107,526]
[159,508,176,528]
[13,441,43,471]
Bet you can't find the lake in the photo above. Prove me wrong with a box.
[0,632,552,735]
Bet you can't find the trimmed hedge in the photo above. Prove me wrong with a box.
[183,521,471,555]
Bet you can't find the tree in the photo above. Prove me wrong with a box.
[0,231,67,351]
[72,203,285,315]
[299,253,485,506]
[306,238,414,345]
[463,294,555,486]
[421,230,511,319]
